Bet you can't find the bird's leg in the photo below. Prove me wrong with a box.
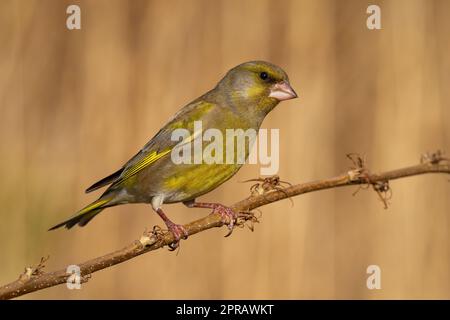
[155,208,188,246]
[183,200,238,237]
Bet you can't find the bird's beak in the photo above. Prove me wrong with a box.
[269,81,298,101]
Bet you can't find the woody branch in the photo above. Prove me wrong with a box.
[0,151,449,300]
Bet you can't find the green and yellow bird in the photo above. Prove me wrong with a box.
[50,61,297,245]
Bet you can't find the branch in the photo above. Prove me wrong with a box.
[1,152,449,300]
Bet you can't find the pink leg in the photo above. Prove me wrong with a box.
[156,208,188,245]
[183,200,237,236]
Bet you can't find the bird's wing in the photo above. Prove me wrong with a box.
[85,100,215,192]
[85,167,124,193]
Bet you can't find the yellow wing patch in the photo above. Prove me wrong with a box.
[119,149,171,182]
[78,199,110,215]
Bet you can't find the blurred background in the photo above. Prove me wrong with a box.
[1,0,450,299]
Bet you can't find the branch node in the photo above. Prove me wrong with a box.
[346,153,391,208]
[138,235,154,247]
[236,209,262,232]
[373,180,392,209]
[139,226,165,248]
[346,153,370,183]
[18,256,49,282]
[242,175,294,206]
[347,168,363,181]
[421,150,449,165]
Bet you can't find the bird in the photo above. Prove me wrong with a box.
[49,61,297,246]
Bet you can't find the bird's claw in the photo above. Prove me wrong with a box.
[211,205,238,237]
[165,222,188,250]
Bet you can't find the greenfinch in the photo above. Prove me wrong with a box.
[50,61,297,245]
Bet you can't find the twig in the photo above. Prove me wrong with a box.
[0,152,449,300]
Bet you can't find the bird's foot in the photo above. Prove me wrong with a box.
[182,201,238,237]
[165,221,188,250]
[211,204,238,237]
[155,207,188,250]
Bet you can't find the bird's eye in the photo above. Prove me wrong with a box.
[259,72,269,80]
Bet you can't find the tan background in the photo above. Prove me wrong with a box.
[1,0,450,299]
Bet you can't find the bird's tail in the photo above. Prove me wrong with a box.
[48,198,111,230]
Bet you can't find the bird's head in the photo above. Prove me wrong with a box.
[215,61,297,117]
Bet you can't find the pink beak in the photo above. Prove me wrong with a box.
[269,81,298,101]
